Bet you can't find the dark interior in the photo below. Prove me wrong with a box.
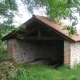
[27,40,64,67]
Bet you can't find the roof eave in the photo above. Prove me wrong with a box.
[1,15,77,42]
[34,18,75,43]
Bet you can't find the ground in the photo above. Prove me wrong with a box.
[0,47,80,80]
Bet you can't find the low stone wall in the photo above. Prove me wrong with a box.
[7,39,64,64]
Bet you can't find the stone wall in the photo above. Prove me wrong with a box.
[7,39,64,64]
[64,40,70,66]
[64,41,80,67]
[70,42,80,67]
[7,39,80,67]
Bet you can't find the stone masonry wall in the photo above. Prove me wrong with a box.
[64,41,80,67]
[7,39,64,64]
[64,40,70,66]
[70,42,80,67]
[8,39,80,66]
[7,40,13,56]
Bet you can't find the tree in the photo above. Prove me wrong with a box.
[21,0,80,36]
[0,0,18,39]
[0,0,17,22]
[0,0,18,45]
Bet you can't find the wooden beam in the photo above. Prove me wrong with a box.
[38,27,42,40]
[38,27,41,37]
[39,26,60,37]
[24,36,64,40]
[37,23,74,42]
[24,27,38,36]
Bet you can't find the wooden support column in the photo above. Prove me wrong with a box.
[38,27,41,40]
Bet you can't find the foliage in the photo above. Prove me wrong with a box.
[21,0,80,22]
[12,67,27,80]
[0,0,18,40]
[0,46,14,62]
[0,24,15,39]
[0,60,80,80]
[16,34,24,40]
[0,61,27,80]
[14,24,26,40]
[0,47,8,60]
[0,0,18,48]
[0,61,18,80]
[12,64,80,80]
[0,0,17,21]
[21,0,80,36]
[63,25,78,36]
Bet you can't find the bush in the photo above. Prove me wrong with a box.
[12,67,28,80]
[0,47,8,60]
[0,61,18,80]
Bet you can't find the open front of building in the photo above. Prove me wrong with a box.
[7,39,64,66]
[7,23,65,66]
[2,15,80,67]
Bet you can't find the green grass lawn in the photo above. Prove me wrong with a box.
[0,47,80,80]
[12,64,80,80]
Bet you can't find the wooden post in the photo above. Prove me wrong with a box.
[38,27,41,40]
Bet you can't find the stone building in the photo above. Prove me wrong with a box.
[2,15,80,67]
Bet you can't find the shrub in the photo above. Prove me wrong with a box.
[0,61,18,80]
[12,67,28,80]
[0,47,8,60]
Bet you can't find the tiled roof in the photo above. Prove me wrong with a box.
[2,15,80,42]
[35,15,80,42]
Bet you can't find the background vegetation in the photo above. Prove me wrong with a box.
[1,61,80,80]
[1,0,80,80]
[21,0,80,36]
[0,0,80,38]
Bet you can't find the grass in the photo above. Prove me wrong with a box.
[0,47,80,80]
[12,64,80,80]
